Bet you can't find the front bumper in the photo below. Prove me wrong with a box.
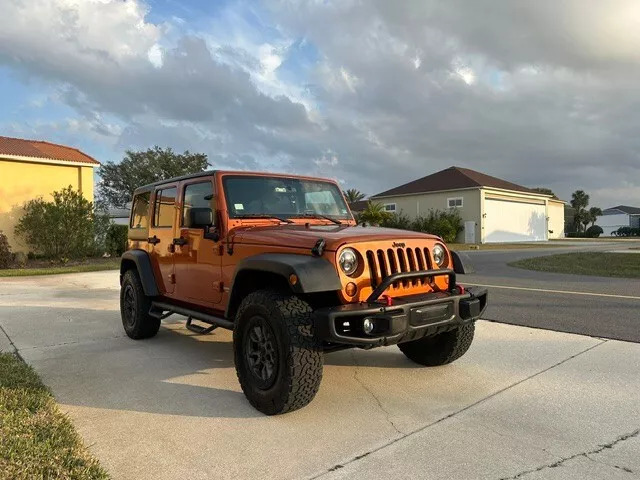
[314,269,488,347]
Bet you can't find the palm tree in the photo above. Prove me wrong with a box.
[344,188,366,204]
[589,207,603,227]
[359,202,391,226]
[570,190,590,232]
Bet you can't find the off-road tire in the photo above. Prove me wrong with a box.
[233,290,323,415]
[120,269,161,340]
[398,323,475,366]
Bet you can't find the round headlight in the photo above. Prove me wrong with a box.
[339,248,359,276]
[432,244,448,267]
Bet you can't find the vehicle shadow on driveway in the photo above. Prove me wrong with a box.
[8,307,419,419]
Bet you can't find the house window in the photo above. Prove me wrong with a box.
[384,203,396,212]
[447,197,463,208]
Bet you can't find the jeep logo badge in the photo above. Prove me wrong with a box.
[392,242,406,248]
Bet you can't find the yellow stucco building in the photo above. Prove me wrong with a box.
[0,136,100,252]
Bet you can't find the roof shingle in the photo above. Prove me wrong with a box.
[372,166,537,197]
[0,135,99,165]
[604,205,640,215]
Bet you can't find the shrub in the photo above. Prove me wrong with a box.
[586,225,604,238]
[15,186,100,259]
[382,212,413,230]
[106,224,128,256]
[381,209,463,243]
[0,231,12,269]
[615,226,640,237]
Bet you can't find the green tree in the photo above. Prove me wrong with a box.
[97,146,209,207]
[344,188,366,204]
[15,187,99,259]
[359,202,392,226]
[531,187,558,199]
[588,207,603,227]
[570,190,590,232]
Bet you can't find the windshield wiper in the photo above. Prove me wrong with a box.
[235,214,294,224]
[293,213,342,225]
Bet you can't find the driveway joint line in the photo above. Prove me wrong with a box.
[0,321,23,361]
[498,427,639,479]
[311,339,608,479]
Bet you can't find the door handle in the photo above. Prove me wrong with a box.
[173,237,188,246]
[148,235,160,245]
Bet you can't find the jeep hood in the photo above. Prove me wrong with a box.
[232,224,441,251]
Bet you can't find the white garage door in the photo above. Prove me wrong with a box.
[484,198,547,243]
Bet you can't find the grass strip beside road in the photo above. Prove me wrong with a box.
[510,252,640,278]
[0,259,119,277]
[0,353,108,479]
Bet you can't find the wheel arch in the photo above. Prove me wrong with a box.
[120,249,159,296]
[225,253,341,319]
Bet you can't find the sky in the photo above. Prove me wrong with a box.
[1,0,639,208]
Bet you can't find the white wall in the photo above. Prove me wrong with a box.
[596,213,629,236]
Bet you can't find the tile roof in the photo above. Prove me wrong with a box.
[372,166,537,197]
[604,205,640,215]
[0,135,99,165]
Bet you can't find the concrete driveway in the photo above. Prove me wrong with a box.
[1,270,639,479]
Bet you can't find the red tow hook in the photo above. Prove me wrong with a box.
[457,285,466,295]
[380,295,393,306]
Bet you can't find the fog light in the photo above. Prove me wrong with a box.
[363,318,375,334]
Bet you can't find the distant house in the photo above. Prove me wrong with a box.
[0,136,100,251]
[596,206,640,236]
[371,166,565,243]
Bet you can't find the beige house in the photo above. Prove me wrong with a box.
[371,166,565,243]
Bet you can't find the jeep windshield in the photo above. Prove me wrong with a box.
[223,175,353,222]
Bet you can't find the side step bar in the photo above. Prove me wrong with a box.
[149,301,234,331]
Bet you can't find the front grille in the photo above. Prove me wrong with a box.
[365,247,433,292]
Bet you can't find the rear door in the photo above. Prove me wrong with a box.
[148,185,178,294]
[174,178,223,306]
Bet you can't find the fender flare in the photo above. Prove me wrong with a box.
[451,250,475,274]
[120,250,159,296]
[226,253,342,317]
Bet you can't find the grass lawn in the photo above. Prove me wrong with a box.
[0,258,119,277]
[0,353,108,479]
[510,252,640,278]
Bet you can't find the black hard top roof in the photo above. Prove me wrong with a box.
[133,170,218,194]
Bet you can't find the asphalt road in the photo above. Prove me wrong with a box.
[460,241,640,343]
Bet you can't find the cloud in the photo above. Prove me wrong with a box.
[1,0,639,207]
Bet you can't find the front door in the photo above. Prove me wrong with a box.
[174,179,223,306]
[148,185,178,294]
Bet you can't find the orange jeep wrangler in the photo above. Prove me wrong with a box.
[120,171,487,414]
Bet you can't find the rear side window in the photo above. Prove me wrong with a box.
[130,192,150,229]
[153,187,177,227]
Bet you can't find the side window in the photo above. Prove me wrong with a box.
[182,181,215,228]
[130,192,150,229]
[153,187,177,227]
[447,197,463,208]
[384,203,396,212]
